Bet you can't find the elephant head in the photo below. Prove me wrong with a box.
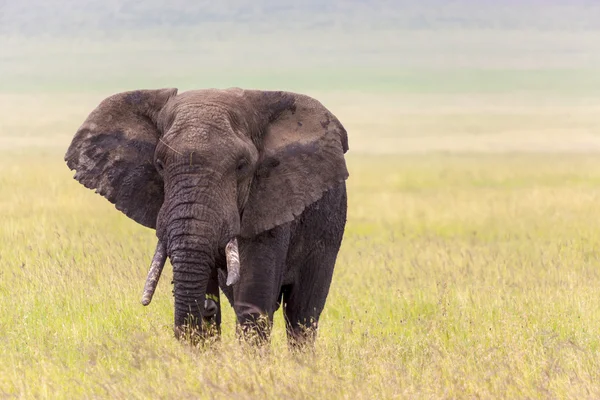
[65,88,349,336]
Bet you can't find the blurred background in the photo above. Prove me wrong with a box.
[2,0,600,153]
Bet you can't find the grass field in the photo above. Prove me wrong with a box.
[3,85,600,398]
[3,4,600,396]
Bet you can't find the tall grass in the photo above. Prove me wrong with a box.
[2,149,600,398]
[3,14,600,392]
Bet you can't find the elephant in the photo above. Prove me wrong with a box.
[64,88,349,347]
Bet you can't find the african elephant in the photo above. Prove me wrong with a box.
[65,88,349,346]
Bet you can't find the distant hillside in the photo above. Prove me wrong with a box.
[2,0,600,37]
[1,0,600,93]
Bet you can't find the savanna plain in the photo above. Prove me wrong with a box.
[3,37,600,400]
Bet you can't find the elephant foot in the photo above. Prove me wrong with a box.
[234,303,272,347]
[286,319,319,351]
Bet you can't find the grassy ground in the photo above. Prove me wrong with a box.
[3,141,600,397]
[3,20,600,396]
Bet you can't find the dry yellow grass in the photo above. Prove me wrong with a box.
[4,91,600,153]
[2,90,600,398]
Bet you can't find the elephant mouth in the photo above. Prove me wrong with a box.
[140,237,241,306]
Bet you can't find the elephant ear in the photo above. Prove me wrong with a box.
[240,91,349,237]
[65,88,178,229]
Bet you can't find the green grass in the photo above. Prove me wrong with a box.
[3,15,600,395]
[2,149,600,398]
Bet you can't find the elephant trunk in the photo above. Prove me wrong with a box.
[158,171,240,336]
[171,247,213,334]
[140,237,240,308]
[166,209,219,335]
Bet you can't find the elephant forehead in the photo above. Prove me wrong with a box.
[167,100,237,134]
[159,124,240,161]
[172,103,229,125]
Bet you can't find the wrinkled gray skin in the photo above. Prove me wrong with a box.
[65,88,349,346]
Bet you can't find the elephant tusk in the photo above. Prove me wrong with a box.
[141,240,167,306]
[225,238,241,286]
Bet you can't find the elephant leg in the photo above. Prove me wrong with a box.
[283,182,347,349]
[233,224,290,345]
[282,249,337,349]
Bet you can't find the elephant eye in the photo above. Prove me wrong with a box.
[236,158,249,173]
[155,159,165,172]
